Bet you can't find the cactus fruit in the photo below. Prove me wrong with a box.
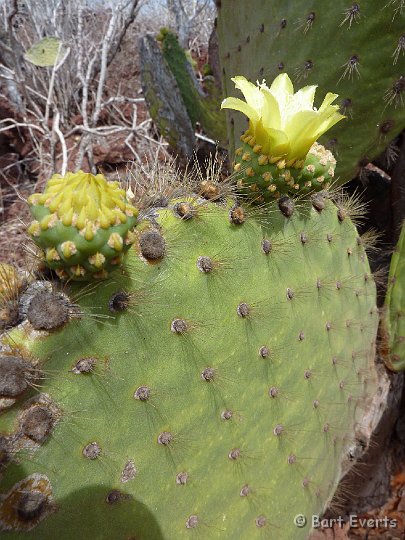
[217,0,405,183]
[26,171,138,281]
[381,220,405,371]
[0,162,379,539]
[221,74,343,200]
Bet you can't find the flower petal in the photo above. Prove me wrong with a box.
[283,110,321,159]
[222,72,345,163]
[312,109,346,139]
[221,97,260,123]
[260,88,281,130]
[254,120,289,156]
[269,73,294,114]
[319,92,339,111]
[292,85,318,110]
[270,73,294,98]
[232,76,263,110]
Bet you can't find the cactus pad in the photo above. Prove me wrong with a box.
[0,179,378,539]
[217,1,405,183]
[27,171,138,280]
[382,221,405,371]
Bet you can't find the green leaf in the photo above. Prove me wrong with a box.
[24,37,67,67]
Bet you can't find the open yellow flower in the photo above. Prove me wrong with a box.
[221,73,345,165]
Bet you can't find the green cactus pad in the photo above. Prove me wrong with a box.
[0,189,378,539]
[27,171,138,280]
[217,1,405,183]
[382,221,405,371]
[234,139,336,201]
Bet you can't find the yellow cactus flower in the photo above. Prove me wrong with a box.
[221,73,345,164]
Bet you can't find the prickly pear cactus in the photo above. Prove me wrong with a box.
[0,167,379,539]
[26,171,138,281]
[217,0,405,183]
[381,220,405,371]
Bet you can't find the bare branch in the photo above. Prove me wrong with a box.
[44,44,71,128]
[92,7,120,126]
[102,96,145,107]
[0,0,143,176]
[192,0,211,20]
[106,0,140,68]
[0,119,45,134]
[52,110,67,175]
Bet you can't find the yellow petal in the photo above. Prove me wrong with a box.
[231,76,263,110]
[221,97,260,123]
[269,73,294,112]
[284,110,319,142]
[284,110,320,160]
[260,88,281,130]
[254,120,289,156]
[312,110,346,139]
[222,73,345,163]
[270,73,294,97]
[293,85,318,110]
[319,92,339,111]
